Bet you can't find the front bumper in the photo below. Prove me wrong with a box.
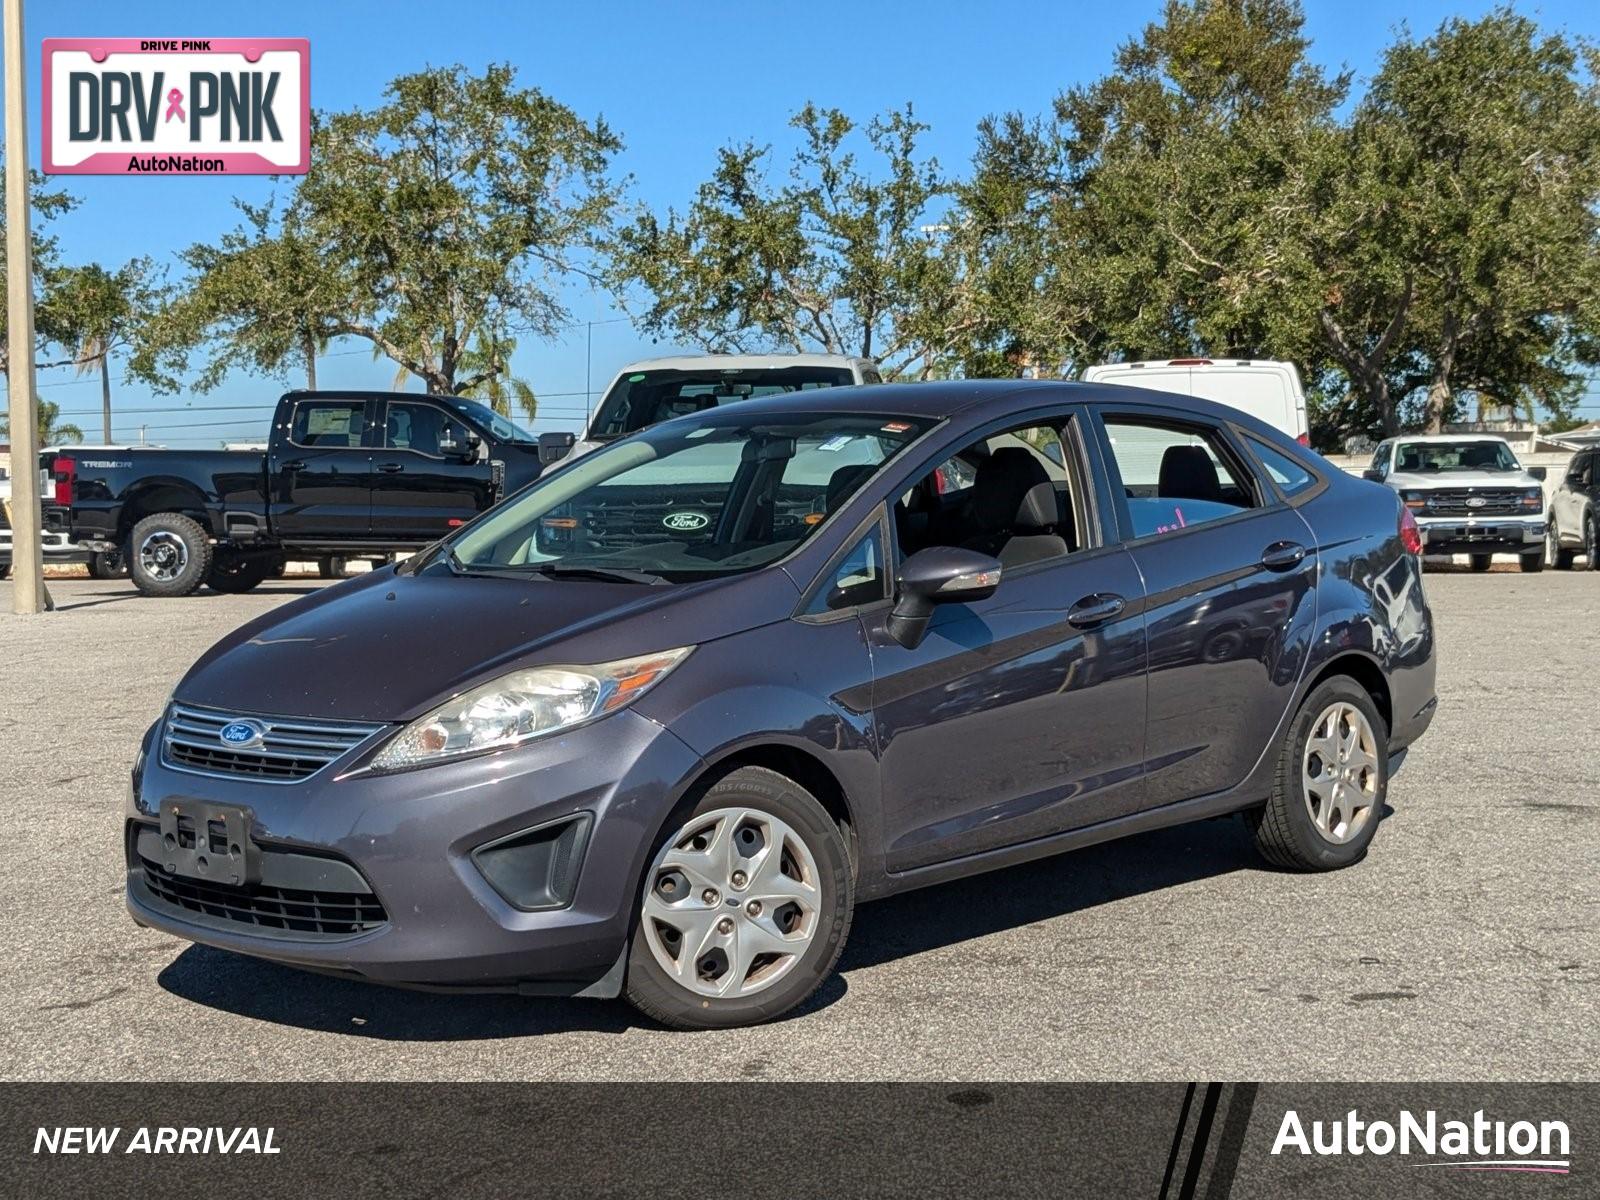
[1415,514,1544,556]
[125,706,704,993]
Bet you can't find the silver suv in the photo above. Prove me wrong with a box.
[1363,434,1547,572]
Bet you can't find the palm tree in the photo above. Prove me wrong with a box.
[457,325,538,425]
[0,397,83,446]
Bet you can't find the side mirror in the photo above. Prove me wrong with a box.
[885,546,1002,649]
[1361,468,1384,482]
[1528,466,1547,482]
[539,431,576,465]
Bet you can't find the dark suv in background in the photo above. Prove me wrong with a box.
[126,381,1436,1029]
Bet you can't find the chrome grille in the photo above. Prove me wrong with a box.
[161,703,386,783]
[1420,488,1528,517]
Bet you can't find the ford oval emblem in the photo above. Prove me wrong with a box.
[1466,496,1486,509]
[218,720,266,749]
[663,511,710,531]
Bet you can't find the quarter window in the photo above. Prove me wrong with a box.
[805,524,887,614]
[290,401,365,448]
[1245,436,1317,497]
[1101,417,1257,537]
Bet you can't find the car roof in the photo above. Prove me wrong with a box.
[703,377,1279,427]
[1387,433,1514,444]
[613,353,874,372]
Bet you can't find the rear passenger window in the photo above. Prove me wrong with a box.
[1245,436,1317,497]
[1101,417,1257,537]
[291,401,365,448]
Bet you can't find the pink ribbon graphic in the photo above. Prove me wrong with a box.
[164,88,185,123]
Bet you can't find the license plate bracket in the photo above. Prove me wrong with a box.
[157,799,260,887]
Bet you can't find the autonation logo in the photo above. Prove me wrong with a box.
[1272,1108,1571,1174]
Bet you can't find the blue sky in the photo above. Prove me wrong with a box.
[9,0,1600,445]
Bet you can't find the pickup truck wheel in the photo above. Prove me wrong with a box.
[1469,554,1493,572]
[1520,550,1544,573]
[0,563,10,580]
[205,551,271,594]
[129,514,212,597]
[317,555,348,579]
[1249,677,1388,872]
[88,549,128,579]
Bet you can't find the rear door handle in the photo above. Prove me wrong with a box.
[1066,593,1126,628]
[376,462,405,474]
[1260,540,1307,571]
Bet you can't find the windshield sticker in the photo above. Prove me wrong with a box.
[305,408,353,436]
[816,435,854,452]
[880,421,912,434]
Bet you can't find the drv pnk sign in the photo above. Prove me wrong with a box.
[42,39,309,175]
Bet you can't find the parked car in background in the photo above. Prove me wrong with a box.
[1081,358,1311,445]
[547,353,882,463]
[126,380,1434,1029]
[46,391,550,597]
[1363,434,1548,572]
[1548,446,1599,570]
[0,460,125,579]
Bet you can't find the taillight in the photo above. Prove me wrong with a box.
[1399,505,1423,556]
[1167,358,1214,366]
[1296,433,1310,447]
[51,456,75,506]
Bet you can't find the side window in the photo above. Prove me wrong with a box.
[805,524,887,614]
[1371,442,1392,478]
[385,403,468,457]
[1245,435,1317,497]
[291,401,365,448]
[1101,416,1257,537]
[1570,453,1593,487]
[893,419,1081,569]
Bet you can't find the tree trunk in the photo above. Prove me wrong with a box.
[302,331,318,390]
[100,353,113,443]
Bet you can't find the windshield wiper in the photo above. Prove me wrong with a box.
[527,562,670,586]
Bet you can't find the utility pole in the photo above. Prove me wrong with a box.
[4,0,49,613]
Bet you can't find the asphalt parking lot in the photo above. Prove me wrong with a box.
[2,569,1596,1082]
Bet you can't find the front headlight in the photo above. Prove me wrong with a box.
[1522,487,1543,512]
[1401,490,1427,510]
[371,646,693,772]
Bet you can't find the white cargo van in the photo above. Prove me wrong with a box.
[1081,358,1310,444]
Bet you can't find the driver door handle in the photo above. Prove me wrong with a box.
[376,462,405,474]
[279,459,306,472]
[1260,540,1307,571]
[1067,593,1126,628]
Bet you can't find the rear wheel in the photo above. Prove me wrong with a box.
[624,767,853,1029]
[1520,550,1544,573]
[205,550,272,594]
[317,555,348,579]
[1549,523,1575,570]
[1469,554,1493,572]
[129,513,212,597]
[1586,514,1599,571]
[1249,677,1388,872]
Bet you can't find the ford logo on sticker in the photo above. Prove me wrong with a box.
[218,720,266,749]
[663,511,710,531]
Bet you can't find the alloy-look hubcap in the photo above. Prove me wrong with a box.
[642,806,821,999]
[1302,702,1379,844]
[138,531,188,582]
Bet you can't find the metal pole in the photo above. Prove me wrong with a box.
[4,0,49,613]
[585,320,593,421]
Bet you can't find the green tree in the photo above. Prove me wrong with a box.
[0,164,79,380]
[609,103,974,379]
[0,397,83,446]
[456,322,537,422]
[47,259,166,441]
[295,63,620,393]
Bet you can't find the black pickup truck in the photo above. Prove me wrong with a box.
[46,390,573,596]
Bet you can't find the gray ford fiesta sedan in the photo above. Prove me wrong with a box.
[127,380,1437,1028]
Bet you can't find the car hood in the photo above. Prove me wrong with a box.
[175,565,799,723]
[1389,469,1541,489]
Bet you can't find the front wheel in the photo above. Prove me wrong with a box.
[1249,677,1389,871]
[1549,524,1575,570]
[88,548,128,579]
[1586,515,1599,572]
[1469,554,1493,572]
[624,767,854,1029]
[129,513,213,597]
[317,555,348,580]
[1520,550,1544,573]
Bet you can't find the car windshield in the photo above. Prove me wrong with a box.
[448,412,930,582]
[591,366,857,439]
[447,398,534,444]
[1396,440,1519,472]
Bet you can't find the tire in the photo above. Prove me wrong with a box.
[128,513,212,597]
[1586,515,1599,572]
[88,549,128,579]
[0,563,10,580]
[205,550,272,594]
[1520,551,1544,573]
[624,766,854,1030]
[269,555,287,579]
[1550,523,1575,570]
[1469,554,1493,572]
[1249,677,1389,872]
[317,555,348,579]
